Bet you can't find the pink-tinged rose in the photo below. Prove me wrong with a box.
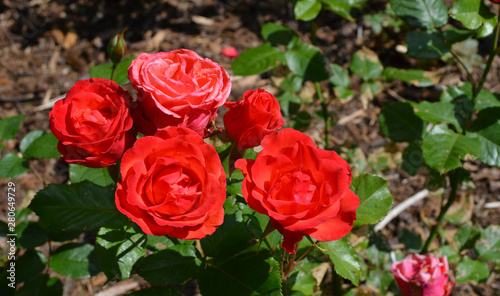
[235,128,359,253]
[222,46,239,58]
[224,89,284,149]
[391,254,455,296]
[128,49,231,136]
[115,126,226,239]
[49,78,135,168]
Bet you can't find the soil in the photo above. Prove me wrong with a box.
[0,0,499,295]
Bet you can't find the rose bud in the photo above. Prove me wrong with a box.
[107,29,127,65]
[115,127,226,239]
[223,89,284,149]
[128,49,231,136]
[49,78,136,168]
[235,128,360,253]
[391,253,455,296]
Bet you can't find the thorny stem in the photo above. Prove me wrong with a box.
[421,170,460,254]
[315,82,331,150]
[282,247,298,281]
[474,4,500,102]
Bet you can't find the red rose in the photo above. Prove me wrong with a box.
[224,89,284,149]
[235,128,359,253]
[49,78,135,168]
[115,127,226,239]
[128,49,231,136]
[391,254,455,296]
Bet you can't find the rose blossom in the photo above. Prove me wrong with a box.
[115,126,226,239]
[128,49,231,136]
[49,78,135,168]
[391,254,455,296]
[223,89,284,149]
[235,128,360,253]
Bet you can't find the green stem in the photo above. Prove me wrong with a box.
[473,4,500,102]
[315,82,331,149]
[310,21,318,45]
[110,63,118,82]
[420,171,460,254]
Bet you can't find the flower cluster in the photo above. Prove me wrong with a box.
[49,49,359,251]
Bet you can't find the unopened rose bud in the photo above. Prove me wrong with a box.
[107,29,127,65]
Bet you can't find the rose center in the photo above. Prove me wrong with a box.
[146,162,201,216]
[277,171,316,204]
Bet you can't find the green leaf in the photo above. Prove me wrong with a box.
[0,115,25,141]
[29,181,127,233]
[422,126,482,173]
[294,0,322,21]
[450,0,497,38]
[350,175,393,227]
[390,0,448,30]
[287,260,321,295]
[413,101,461,131]
[474,122,500,167]
[349,47,383,81]
[456,222,481,251]
[0,153,29,178]
[475,225,500,264]
[14,274,63,296]
[319,238,361,286]
[398,229,422,251]
[401,141,425,176]
[198,251,282,296]
[455,257,489,284]
[433,245,460,264]
[16,221,48,249]
[321,0,367,22]
[285,43,330,82]
[50,243,100,279]
[334,86,354,101]
[232,44,285,76]
[379,101,423,142]
[382,67,438,87]
[23,132,61,159]
[89,55,135,84]
[135,244,201,286]
[474,90,500,111]
[95,223,147,280]
[329,63,350,88]
[16,249,46,283]
[201,213,255,261]
[69,164,115,186]
[261,23,299,47]
[406,31,450,59]
[443,27,476,44]
[19,130,44,154]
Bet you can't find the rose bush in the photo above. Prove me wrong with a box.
[49,78,135,168]
[115,126,226,239]
[391,254,455,296]
[128,49,231,136]
[235,128,360,253]
[223,88,284,149]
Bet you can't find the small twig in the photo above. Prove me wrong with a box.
[484,201,500,209]
[374,189,429,232]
